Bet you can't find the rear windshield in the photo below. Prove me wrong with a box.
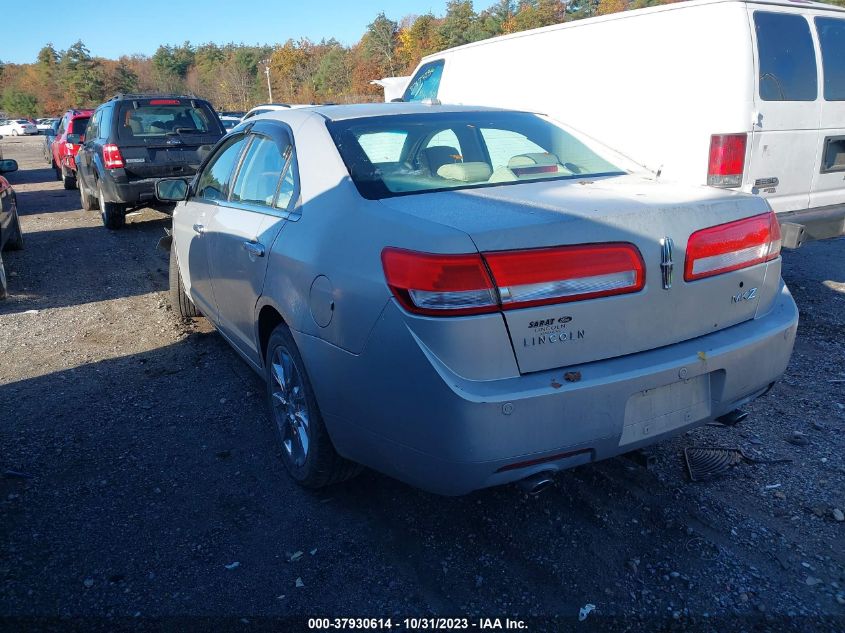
[116,101,221,141]
[70,117,90,135]
[327,111,626,199]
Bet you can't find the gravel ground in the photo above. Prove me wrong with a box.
[1,134,843,632]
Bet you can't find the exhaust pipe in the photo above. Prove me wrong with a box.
[517,471,556,496]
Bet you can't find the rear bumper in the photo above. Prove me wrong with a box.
[298,283,799,495]
[777,204,845,248]
[98,173,162,206]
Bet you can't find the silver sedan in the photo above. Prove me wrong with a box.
[158,103,797,495]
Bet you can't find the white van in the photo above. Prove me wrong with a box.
[402,0,845,248]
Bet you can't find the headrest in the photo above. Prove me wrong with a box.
[437,162,493,183]
[507,152,559,168]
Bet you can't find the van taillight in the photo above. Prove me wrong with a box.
[382,243,645,316]
[685,211,781,281]
[103,144,124,169]
[707,133,747,188]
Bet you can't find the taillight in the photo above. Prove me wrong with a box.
[707,133,747,188]
[382,243,645,316]
[685,211,781,282]
[484,243,645,309]
[103,144,124,169]
[381,249,498,316]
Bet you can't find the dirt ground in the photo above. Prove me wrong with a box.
[1,134,843,632]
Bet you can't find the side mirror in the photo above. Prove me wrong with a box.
[66,133,82,144]
[0,159,19,174]
[156,178,189,202]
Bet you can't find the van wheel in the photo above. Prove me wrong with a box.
[0,253,7,300]
[79,180,98,211]
[168,239,199,318]
[98,186,125,230]
[265,324,362,489]
[5,211,24,251]
[62,167,77,190]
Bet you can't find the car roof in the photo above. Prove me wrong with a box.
[259,102,514,123]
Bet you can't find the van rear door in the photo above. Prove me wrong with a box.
[810,14,845,211]
[747,8,821,214]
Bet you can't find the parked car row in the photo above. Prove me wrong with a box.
[0,157,23,299]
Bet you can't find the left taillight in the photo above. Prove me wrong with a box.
[684,211,782,282]
[381,248,498,316]
[381,243,645,317]
[103,144,124,169]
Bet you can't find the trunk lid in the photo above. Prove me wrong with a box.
[379,175,775,373]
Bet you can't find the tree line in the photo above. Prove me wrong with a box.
[1,0,843,117]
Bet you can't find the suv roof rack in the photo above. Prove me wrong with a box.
[109,92,199,101]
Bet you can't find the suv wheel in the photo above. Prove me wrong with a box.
[79,180,98,211]
[168,239,199,318]
[61,167,77,190]
[264,324,362,488]
[98,186,126,230]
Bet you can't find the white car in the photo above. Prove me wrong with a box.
[0,119,38,136]
[36,118,59,133]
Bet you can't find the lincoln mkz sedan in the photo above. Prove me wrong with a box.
[157,103,798,495]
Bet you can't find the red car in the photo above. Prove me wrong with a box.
[52,109,93,190]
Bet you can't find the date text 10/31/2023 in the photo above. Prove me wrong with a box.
[307,617,528,630]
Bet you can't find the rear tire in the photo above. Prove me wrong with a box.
[11,130,18,137]
[0,252,7,300]
[79,180,98,211]
[168,239,199,318]
[5,210,24,251]
[264,323,362,489]
[62,167,76,190]
[98,185,125,230]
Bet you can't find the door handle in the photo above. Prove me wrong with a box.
[242,241,265,258]
[192,223,205,235]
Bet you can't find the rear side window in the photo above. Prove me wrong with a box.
[196,135,247,201]
[816,17,845,101]
[117,101,221,140]
[754,12,818,101]
[403,60,444,103]
[230,135,287,207]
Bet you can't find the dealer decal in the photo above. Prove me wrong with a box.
[523,315,584,347]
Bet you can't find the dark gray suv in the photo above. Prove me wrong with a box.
[76,94,225,229]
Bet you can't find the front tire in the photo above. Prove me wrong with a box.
[168,239,199,318]
[264,324,361,488]
[98,185,125,230]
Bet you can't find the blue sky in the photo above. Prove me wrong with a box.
[1,0,449,64]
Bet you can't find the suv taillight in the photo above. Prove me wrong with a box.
[382,244,645,316]
[685,211,782,282]
[707,133,747,188]
[103,144,124,169]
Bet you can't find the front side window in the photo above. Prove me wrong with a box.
[230,135,287,207]
[754,12,818,101]
[196,135,247,201]
[403,60,445,103]
[816,17,845,101]
[327,111,626,200]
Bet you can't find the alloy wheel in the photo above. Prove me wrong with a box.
[269,345,310,466]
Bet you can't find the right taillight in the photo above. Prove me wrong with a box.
[707,133,747,188]
[685,211,781,282]
[382,243,645,317]
[103,144,124,169]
